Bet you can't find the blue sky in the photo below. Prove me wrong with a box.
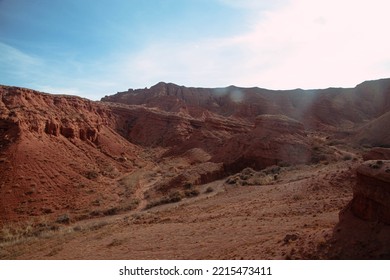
[1,0,390,100]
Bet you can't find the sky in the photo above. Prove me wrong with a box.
[1,0,390,100]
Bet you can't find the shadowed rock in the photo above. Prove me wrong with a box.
[351,160,390,224]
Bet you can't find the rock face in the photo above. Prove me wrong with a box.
[156,162,225,194]
[363,147,390,161]
[0,86,143,223]
[104,79,390,131]
[354,111,390,147]
[351,160,390,224]
[108,102,253,161]
[212,115,311,173]
[1,77,390,224]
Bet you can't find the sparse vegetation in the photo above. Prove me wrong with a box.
[145,191,183,209]
[342,154,352,161]
[73,225,82,232]
[185,189,200,198]
[369,160,384,169]
[88,221,109,231]
[3,80,390,260]
[226,176,238,185]
[226,166,280,186]
[0,219,59,244]
[311,153,328,164]
[292,194,303,201]
[263,166,281,175]
[120,199,140,211]
[103,207,118,216]
[91,199,101,206]
[90,199,140,218]
[84,170,99,180]
[205,187,214,193]
[89,210,101,217]
[107,238,124,247]
[183,182,193,189]
[56,214,70,224]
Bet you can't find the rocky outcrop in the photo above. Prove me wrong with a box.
[0,86,114,141]
[351,160,390,224]
[212,115,311,173]
[157,162,225,194]
[2,77,390,225]
[108,103,252,154]
[363,147,390,161]
[103,79,390,130]
[0,86,143,223]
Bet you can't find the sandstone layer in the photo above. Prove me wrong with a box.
[351,160,390,224]
[1,78,390,226]
[0,86,143,223]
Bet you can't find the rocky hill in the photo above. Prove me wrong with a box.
[1,78,390,226]
[102,78,390,133]
[0,86,144,223]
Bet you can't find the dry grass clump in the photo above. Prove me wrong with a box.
[90,199,140,217]
[204,186,214,193]
[0,219,58,244]
[84,170,99,180]
[226,167,280,186]
[145,191,183,210]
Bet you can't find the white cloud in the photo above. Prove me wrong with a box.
[119,0,390,90]
[217,0,288,11]
[2,0,390,98]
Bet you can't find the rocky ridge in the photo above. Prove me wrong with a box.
[0,86,143,222]
[1,78,390,226]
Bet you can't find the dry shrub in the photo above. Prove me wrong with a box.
[185,189,200,198]
[0,219,58,243]
[145,191,183,210]
[205,187,214,193]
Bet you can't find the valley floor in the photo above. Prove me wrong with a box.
[3,160,381,260]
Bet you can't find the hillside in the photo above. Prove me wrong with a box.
[102,79,390,131]
[1,79,389,259]
[0,86,145,223]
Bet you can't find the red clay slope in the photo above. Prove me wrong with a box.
[0,86,144,223]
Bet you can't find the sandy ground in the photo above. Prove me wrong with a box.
[1,160,368,260]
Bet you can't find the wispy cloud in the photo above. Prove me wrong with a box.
[1,0,390,99]
[116,0,390,90]
[0,41,118,99]
[0,42,42,79]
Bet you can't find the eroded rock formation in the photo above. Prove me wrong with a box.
[351,160,390,224]
[0,86,142,223]
[1,78,390,224]
[212,114,311,173]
